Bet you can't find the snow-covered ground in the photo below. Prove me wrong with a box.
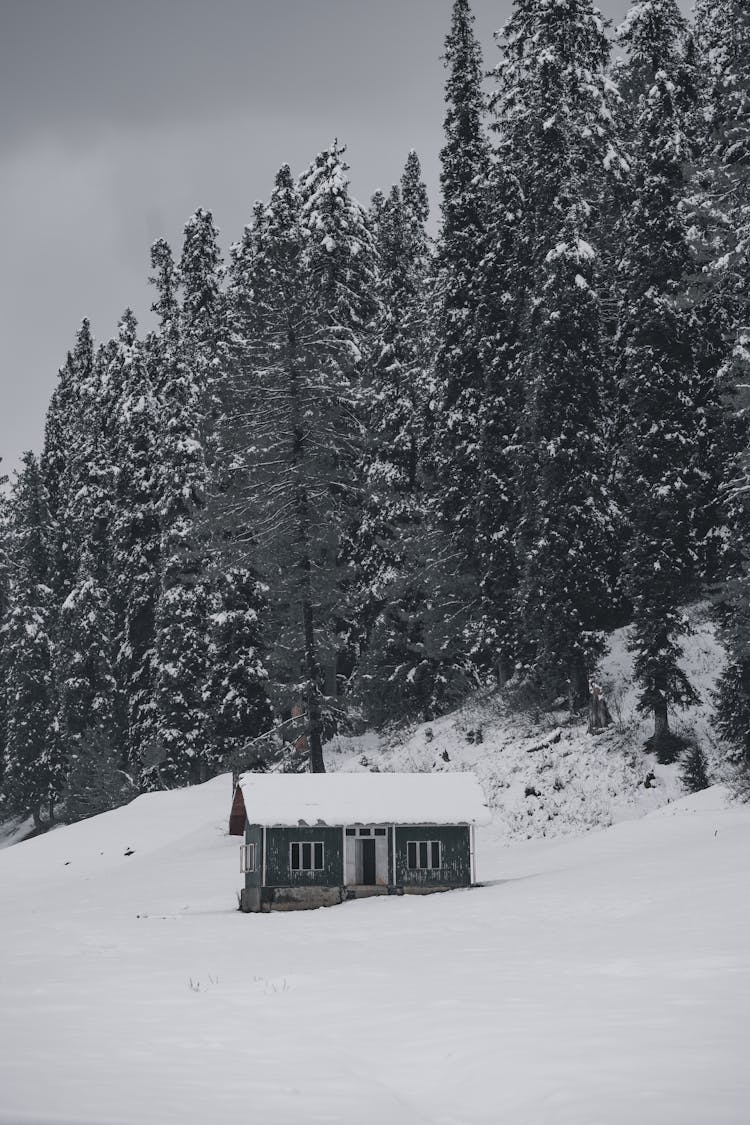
[1,773,749,1125]
[2,605,744,1123]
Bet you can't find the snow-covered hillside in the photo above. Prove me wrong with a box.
[327,603,728,841]
[1,774,749,1124]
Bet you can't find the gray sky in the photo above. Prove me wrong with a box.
[0,0,690,476]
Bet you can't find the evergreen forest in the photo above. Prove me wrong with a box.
[2,0,750,830]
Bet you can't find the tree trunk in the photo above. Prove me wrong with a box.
[568,655,589,713]
[654,697,669,744]
[301,579,325,773]
[588,681,612,733]
[289,334,325,774]
[650,696,680,763]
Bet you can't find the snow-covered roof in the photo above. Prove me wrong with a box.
[236,772,491,828]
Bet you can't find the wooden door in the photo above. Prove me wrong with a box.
[360,838,376,885]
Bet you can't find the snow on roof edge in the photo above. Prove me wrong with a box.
[237,771,491,828]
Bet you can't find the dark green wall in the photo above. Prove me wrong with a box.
[244,823,263,891]
[395,825,471,886]
[243,823,472,888]
[264,826,343,888]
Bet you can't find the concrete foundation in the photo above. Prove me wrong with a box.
[240,883,471,912]
[343,885,390,900]
[240,886,344,913]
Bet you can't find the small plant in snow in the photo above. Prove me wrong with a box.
[680,741,711,794]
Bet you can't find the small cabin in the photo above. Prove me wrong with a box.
[229,771,490,912]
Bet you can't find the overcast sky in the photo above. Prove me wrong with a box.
[0,0,691,476]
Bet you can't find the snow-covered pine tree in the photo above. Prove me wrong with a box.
[205,566,272,765]
[493,0,623,707]
[107,318,163,777]
[56,545,118,775]
[0,481,10,797]
[2,453,61,828]
[616,0,707,760]
[693,0,750,277]
[298,143,379,734]
[41,320,95,602]
[61,332,117,587]
[473,152,523,681]
[231,151,376,771]
[433,0,491,573]
[179,208,228,466]
[354,156,441,721]
[680,740,711,793]
[180,208,275,769]
[715,583,750,796]
[230,166,324,769]
[691,0,750,582]
[149,236,213,787]
[713,339,750,797]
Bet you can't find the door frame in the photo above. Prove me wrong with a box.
[343,825,390,886]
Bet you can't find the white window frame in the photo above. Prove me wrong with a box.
[406,840,442,870]
[289,840,325,873]
[240,843,257,873]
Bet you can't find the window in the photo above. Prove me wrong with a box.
[407,841,442,870]
[374,828,387,837]
[345,828,356,837]
[290,841,325,872]
[240,843,257,873]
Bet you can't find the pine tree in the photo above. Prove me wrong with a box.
[41,320,95,601]
[692,0,750,581]
[229,151,376,770]
[0,479,10,798]
[693,0,750,275]
[300,141,379,730]
[56,546,117,769]
[715,590,750,796]
[2,454,61,827]
[493,0,623,706]
[205,566,272,765]
[473,155,523,680]
[616,0,705,759]
[680,741,711,793]
[354,156,446,720]
[433,0,491,570]
[150,235,213,787]
[179,207,228,464]
[181,207,275,766]
[54,327,115,594]
[108,324,163,776]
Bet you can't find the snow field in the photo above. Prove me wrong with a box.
[1,776,749,1125]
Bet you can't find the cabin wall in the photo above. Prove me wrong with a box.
[394,825,471,887]
[243,823,263,891]
[264,826,343,888]
[239,821,473,913]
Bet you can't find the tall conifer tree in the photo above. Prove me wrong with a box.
[356,156,442,719]
[615,0,707,758]
[433,0,491,569]
[57,546,117,761]
[150,235,213,786]
[109,321,163,775]
[493,0,623,706]
[231,149,376,770]
[2,454,61,827]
